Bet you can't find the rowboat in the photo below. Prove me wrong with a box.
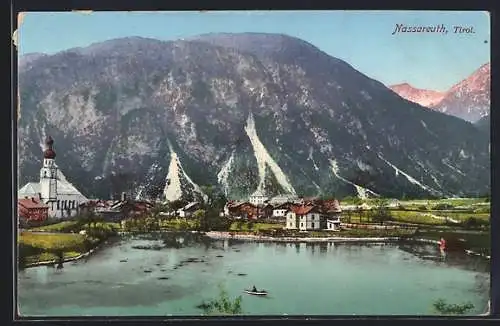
[244,289,268,296]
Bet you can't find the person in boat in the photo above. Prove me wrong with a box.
[252,285,257,292]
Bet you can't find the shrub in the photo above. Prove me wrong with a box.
[432,204,454,210]
[199,284,243,315]
[432,299,474,315]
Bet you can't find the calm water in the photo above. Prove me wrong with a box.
[17,233,490,316]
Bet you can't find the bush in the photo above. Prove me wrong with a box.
[432,203,454,210]
[199,284,243,315]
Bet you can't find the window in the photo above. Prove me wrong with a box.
[57,200,60,210]
[300,223,303,227]
[312,222,315,228]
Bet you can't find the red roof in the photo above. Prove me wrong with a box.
[291,205,316,215]
[18,198,48,209]
[322,199,342,213]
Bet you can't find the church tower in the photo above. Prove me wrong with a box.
[39,136,58,202]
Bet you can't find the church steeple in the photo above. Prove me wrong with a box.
[40,135,58,201]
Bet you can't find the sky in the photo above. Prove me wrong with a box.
[17,11,490,91]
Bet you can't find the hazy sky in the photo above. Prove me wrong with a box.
[18,11,490,91]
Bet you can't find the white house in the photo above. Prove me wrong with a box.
[326,217,342,231]
[285,205,326,231]
[249,188,269,206]
[272,203,290,218]
[18,136,88,219]
[268,194,299,206]
[176,201,201,218]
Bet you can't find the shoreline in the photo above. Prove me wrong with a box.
[21,230,489,269]
[204,231,438,244]
[21,239,112,269]
[204,231,491,260]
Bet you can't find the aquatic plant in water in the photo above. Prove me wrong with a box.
[198,284,243,315]
[432,298,474,315]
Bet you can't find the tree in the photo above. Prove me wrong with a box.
[432,299,474,315]
[168,200,187,212]
[345,210,352,223]
[200,284,243,315]
[371,198,392,225]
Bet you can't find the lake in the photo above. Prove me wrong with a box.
[17,233,490,316]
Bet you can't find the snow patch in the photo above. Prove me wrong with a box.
[329,159,378,199]
[441,159,466,176]
[459,149,470,159]
[244,112,296,195]
[420,120,438,138]
[217,151,235,196]
[377,154,440,195]
[307,148,320,171]
[355,159,372,172]
[163,143,207,202]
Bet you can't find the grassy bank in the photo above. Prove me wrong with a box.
[18,232,99,267]
[29,221,121,232]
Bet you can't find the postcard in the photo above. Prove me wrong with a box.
[15,10,491,317]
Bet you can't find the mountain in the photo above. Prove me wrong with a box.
[390,63,490,123]
[433,63,490,123]
[388,83,445,108]
[17,33,490,201]
[475,114,490,136]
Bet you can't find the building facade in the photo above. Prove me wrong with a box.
[18,136,88,219]
[248,189,269,206]
[285,206,327,231]
[18,197,49,223]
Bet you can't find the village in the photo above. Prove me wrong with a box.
[17,136,350,233]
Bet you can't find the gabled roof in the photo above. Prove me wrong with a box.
[250,188,268,197]
[322,199,342,213]
[181,201,200,211]
[291,205,319,215]
[18,197,48,209]
[18,183,40,197]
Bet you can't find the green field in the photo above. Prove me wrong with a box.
[19,232,88,249]
[29,221,121,232]
[18,232,99,267]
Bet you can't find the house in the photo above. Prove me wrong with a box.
[248,189,269,206]
[226,202,259,220]
[326,217,342,231]
[285,205,327,231]
[109,195,154,219]
[18,197,49,223]
[272,202,292,219]
[321,199,342,217]
[261,203,274,219]
[268,194,299,206]
[176,202,201,218]
[79,200,125,221]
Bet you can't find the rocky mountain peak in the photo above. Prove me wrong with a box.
[17,33,490,200]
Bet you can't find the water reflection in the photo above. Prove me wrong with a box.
[17,233,490,316]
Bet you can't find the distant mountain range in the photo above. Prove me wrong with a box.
[389,63,490,123]
[17,33,490,201]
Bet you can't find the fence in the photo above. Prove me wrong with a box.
[341,222,417,231]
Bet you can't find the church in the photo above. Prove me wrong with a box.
[18,136,88,219]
